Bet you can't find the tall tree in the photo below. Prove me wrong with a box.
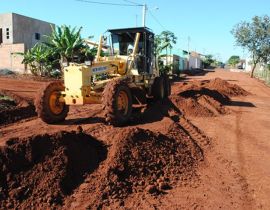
[228,55,240,67]
[232,15,270,77]
[154,30,177,73]
[159,31,177,63]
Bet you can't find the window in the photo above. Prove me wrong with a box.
[35,33,40,40]
[6,28,9,39]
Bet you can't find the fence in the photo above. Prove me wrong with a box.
[254,68,270,85]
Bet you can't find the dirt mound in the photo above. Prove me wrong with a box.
[204,78,249,97]
[0,90,36,126]
[78,126,203,208]
[0,131,106,209]
[170,95,226,117]
[170,78,248,117]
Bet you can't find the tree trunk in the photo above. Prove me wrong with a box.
[166,47,168,65]
[60,56,66,73]
[250,64,256,78]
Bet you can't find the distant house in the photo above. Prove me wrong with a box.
[178,50,189,71]
[189,51,202,69]
[0,13,54,73]
[179,57,188,71]
[160,54,180,74]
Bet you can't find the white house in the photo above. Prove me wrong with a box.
[189,51,202,69]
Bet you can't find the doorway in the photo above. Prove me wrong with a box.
[0,28,3,44]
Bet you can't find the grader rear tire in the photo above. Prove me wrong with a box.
[152,77,165,101]
[102,80,132,126]
[35,81,69,124]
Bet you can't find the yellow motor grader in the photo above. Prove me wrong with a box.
[35,27,171,126]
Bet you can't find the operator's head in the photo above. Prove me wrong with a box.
[127,44,134,55]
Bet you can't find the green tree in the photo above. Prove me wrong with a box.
[227,55,240,67]
[154,31,177,74]
[159,31,177,59]
[17,25,97,77]
[15,44,58,76]
[44,25,92,66]
[203,54,215,67]
[232,15,270,77]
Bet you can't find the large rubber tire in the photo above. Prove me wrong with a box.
[152,77,165,101]
[102,80,132,126]
[35,81,69,124]
[163,75,171,98]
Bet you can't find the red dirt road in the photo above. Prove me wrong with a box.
[187,70,270,209]
[0,77,44,101]
[0,69,270,209]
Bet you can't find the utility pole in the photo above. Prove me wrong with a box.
[187,36,190,70]
[142,3,147,27]
[187,36,190,55]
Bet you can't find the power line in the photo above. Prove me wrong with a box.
[123,0,143,6]
[148,10,166,30]
[76,0,140,7]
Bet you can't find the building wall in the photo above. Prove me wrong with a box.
[0,13,54,73]
[179,57,188,70]
[0,43,25,72]
[12,13,54,49]
[161,54,180,74]
[0,13,13,44]
[189,56,202,69]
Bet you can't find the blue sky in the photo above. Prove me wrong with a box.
[1,0,269,62]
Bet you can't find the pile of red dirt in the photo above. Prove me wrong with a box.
[0,131,106,209]
[204,78,249,97]
[0,90,36,126]
[170,78,248,117]
[170,95,227,117]
[72,125,203,209]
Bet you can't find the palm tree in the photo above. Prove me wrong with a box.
[159,31,177,64]
[154,31,177,73]
[44,25,88,65]
[16,25,96,77]
[15,44,58,76]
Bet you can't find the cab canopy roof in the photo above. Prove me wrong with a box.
[108,27,154,36]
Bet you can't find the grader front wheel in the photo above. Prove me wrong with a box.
[35,81,69,124]
[163,75,171,97]
[152,77,165,101]
[103,80,132,126]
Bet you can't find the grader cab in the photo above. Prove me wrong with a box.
[35,27,171,126]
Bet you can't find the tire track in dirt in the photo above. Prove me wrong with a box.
[179,116,211,148]
[157,108,256,209]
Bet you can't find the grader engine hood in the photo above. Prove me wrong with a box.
[62,60,127,105]
[63,64,92,105]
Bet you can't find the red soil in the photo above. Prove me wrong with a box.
[169,77,248,117]
[0,90,36,126]
[0,131,106,209]
[0,69,269,209]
